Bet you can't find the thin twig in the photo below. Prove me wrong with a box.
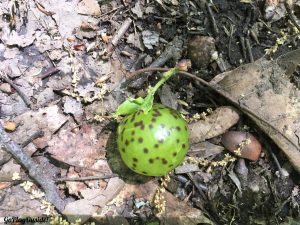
[39,67,60,80]
[55,174,118,182]
[260,134,283,176]
[107,18,132,53]
[0,174,118,183]
[240,36,247,60]
[206,3,219,35]
[0,130,44,166]
[128,36,183,78]
[245,37,254,63]
[150,36,183,68]
[1,73,32,109]
[0,125,65,212]
[21,130,44,148]
[34,0,55,16]
[128,67,300,152]
[284,1,300,32]
[98,5,124,18]
[228,24,236,65]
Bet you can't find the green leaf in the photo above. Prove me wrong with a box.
[113,97,144,117]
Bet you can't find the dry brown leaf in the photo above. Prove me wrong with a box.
[113,180,158,204]
[0,186,46,216]
[13,105,68,152]
[175,163,200,174]
[0,159,21,182]
[264,0,285,21]
[82,177,125,207]
[110,180,213,225]
[63,177,124,223]
[63,199,98,224]
[159,191,214,225]
[63,96,83,122]
[65,167,87,197]
[188,141,224,158]
[65,159,113,195]
[77,0,101,16]
[47,124,106,166]
[0,149,11,166]
[188,106,240,144]
[158,84,178,110]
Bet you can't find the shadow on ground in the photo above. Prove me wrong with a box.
[106,130,153,184]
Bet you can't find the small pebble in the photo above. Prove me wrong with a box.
[4,121,17,132]
[0,83,12,93]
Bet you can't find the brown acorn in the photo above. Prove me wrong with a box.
[221,131,262,161]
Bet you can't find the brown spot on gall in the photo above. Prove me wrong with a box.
[162,158,168,164]
[149,158,154,164]
[138,137,143,143]
[154,144,159,148]
[130,114,136,122]
[143,148,149,154]
[134,121,144,129]
[133,158,138,162]
[173,152,177,157]
[125,140,129,146]
[153,109,162,117]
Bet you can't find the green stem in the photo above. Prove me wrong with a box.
[114,67,179,116]
[141,68,179,113]
[150,68,179,95]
